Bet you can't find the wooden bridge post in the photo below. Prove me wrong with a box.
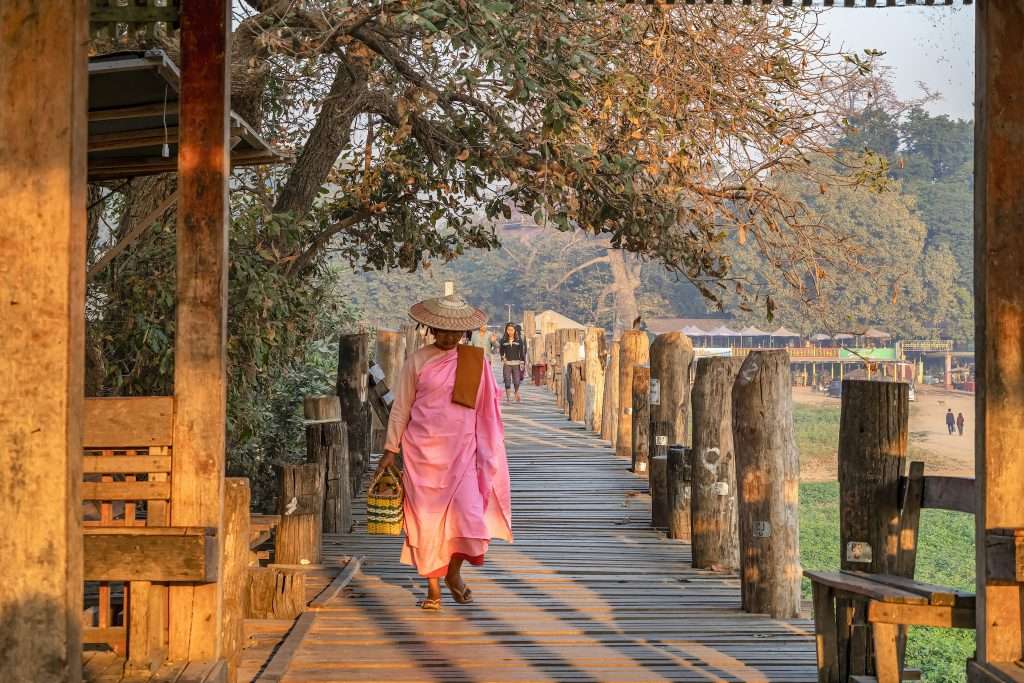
[691,357,744,571]
[337,332,370,496]
[221,478,251,682]
[169,0,232,661]
[584,327,605,433]
[838,380,909,575]
[601,339,621,445]
[650,454,669,528]
[616,331,650,460]
[667,446,692,541]
[0,2,87,680]
[400,322,423,360]
[372,330,405,452]
[275,463,323,566]
[732,350,801,619]
[631,366,651,473]
[649,332,695,447]
[304,396,352,535]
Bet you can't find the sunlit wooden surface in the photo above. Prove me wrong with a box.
[243,382,817,682]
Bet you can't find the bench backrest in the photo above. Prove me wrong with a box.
[897,461,975,578]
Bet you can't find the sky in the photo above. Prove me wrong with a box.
[817,4,975,121]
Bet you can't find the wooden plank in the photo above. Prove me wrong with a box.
[842,570,975,608]
[0,2,87,681]
[975,0,1024,664]
[168,0,232,663]
[84,530,218,582]
[254,612,316,683]
[921,475,976,514]
[84,397,174,447]
[896,461,925,577]
[984,529,1024,584]
[803,571,929,605]
[82,480,171,501]
[221,479,250,682]
[308,556,364,610]
[811,582,839,683]
[83,455,172,474]
[868,600,976,629]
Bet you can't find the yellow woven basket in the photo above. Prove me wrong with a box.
[367,466,404,536]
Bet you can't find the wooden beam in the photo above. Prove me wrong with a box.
[975,0,1024,666]
[0,2,87,682]
[88,126,180,153]
[89,102,170,122]
[83,529,218,582]
[169,0,232,663]
[83,455,172,474]
[84,396,174,446]
[868,600,976,629]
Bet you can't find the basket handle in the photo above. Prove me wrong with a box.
[370,464,403,496]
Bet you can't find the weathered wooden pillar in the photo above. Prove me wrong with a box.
[650,454,669,528]
[400,322,423,360]
[568,361,586,422]
[275,464,323,566]
[584,327,605,433]
[522,311,537,351]
[601,340,621,445]
[732,350,801,619]
[667,446,692,541]
[221,478,251,682]
[691,357,744,571]
[372,329,405,451]
[0,3,87,680]
[562,331,584,414]
[304,396,352,535]
[838,380,908,575]
[337,332,370,495]
[973,2,1024,669]
[649,332,695,447]
[169,0,232,661]
[616,330,650,459]
[631,366,651,473]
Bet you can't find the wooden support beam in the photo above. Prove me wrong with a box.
[975,0,1024,667]
[304,396,352,535]
[337,333,371,495]
[83,528,218,582]
[169,0,232,662]
[583,327,605,433]
[616,331,649,460]
[221,479,250,683]
[600,339,620,445]
[0,2,87,681]
[630,366,650,473]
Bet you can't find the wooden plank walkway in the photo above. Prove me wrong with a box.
[249,382,817,682]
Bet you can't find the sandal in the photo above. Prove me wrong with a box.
[445,578,474,604]
[416,597,442,611]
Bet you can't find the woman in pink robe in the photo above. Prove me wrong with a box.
[377,296,512,610]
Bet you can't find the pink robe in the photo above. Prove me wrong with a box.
[384,346,512,577]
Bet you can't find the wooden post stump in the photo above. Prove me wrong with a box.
[650,454,669,528]
[691,357,744,571]
[246,567,306,620]
[838,380,909,575]
[649,332,695,447]
[304,396,352,535]
[337,332,370,496]
[221,478,251,682]
[567,361,586,423]
[732,350,801,619]
[616,330,650,459]
[275,464,323,566]
[667,446,692,541]
[631,366,651,473]
[601,340,621,445]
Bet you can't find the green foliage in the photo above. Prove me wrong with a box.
[794,404,841,466]
[800,482,975,683]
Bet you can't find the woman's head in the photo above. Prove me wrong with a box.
[430,328,465,350]
[504,323,518,341]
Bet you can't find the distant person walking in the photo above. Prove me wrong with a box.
[946,409,956,435]
[956,411,965,436]
[499,322,527,403]
[470,324,491,356]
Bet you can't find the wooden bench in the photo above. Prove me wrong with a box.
[82,396,218,673]
[805,462,977,683]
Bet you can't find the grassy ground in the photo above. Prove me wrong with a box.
[800,482,975,683]
[793,404,842,466]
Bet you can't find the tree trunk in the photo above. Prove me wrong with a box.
[838,380,909,575]
[732,350,800,619]
[605,248,641,330]
[691,357,744,571]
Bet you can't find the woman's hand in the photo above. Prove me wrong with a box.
[376,450,398,475]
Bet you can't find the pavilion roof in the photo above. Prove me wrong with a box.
[88,50,285,182]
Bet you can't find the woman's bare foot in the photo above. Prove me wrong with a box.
[426,577,442,602]
[444,556,473,603]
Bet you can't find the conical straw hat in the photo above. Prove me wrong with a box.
[408,295,487,331]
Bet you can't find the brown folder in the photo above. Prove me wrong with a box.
[452,344,484,409]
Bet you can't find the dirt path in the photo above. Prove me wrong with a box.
[793,385,974,481]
